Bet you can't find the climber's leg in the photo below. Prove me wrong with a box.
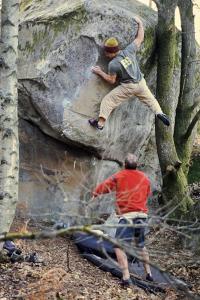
[133,78,170,126]
[89,84,133,130]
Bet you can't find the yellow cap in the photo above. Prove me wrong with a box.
[104,37,119,47]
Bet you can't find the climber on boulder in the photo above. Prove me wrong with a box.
[92,153,153,287]
[89,16,170,130]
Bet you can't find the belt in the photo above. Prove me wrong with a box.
[116,212,148,220]
[121,79,138,84]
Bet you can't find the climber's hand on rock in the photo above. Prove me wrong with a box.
[92,66,102,75]
[134,16,142,24]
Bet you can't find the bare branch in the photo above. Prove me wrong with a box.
[184,108,200,141]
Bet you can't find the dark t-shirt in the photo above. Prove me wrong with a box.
[108,42,143,83]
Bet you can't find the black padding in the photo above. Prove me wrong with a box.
[73,232,136,262]
[73,232,189,294]
[82,253,165,293]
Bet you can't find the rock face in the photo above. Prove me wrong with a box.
[19,119,122,223]
[19,119,93,222]
[18,0,165,220]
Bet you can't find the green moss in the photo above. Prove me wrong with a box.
[156,18,177,114]
[143,27,155,57]
[20,0,32,12]
[195,68,200,89]
[162,167,193,217]
[51,8,87,37]
[174,31,181,68]
[198,122,200,135]
[24,40,34,53]
[20,26,53,57]
[19,6,87,60]
[188,155,200,183]
[140,26,156,74]
[40,45,51,60]
[51,17,73,38]
[20,0,43,11]
[155,14,194,216]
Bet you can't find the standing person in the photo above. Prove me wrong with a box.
[92,153,153,286]
[89,16,170,130]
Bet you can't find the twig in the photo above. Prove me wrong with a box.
[66,244,72,272]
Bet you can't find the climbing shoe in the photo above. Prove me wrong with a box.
[120,278,132,287]
[156,113,170,126]
[146,273,154,282]
[88,118,104,130]
[25,252,42,263]
[10,250,24,263]
[53,222,68,230]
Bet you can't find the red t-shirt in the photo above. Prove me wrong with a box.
[93,169,151,214]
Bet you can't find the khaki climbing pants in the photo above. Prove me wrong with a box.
[99,78,163,120]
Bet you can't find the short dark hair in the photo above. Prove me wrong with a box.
[124,153,137,170]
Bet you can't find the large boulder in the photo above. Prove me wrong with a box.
[17,0,168,220]
[19,0,158,155]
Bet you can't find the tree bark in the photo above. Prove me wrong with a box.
[155,0,193,215]
[0,0,19,234]
[174,0,197,174]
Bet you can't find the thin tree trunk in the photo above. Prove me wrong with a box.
[0,0,19,234]
[155,0,193,214]
[174,0,197,174]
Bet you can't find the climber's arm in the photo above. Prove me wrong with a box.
[133,16,144,49]
[93,175,117,198]
[92,66,117,84]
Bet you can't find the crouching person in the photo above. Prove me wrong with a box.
[92,153,153,287]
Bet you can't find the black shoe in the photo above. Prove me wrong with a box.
[156,113,170,126]
[53,222,68,230]
[25,252,42,263]
[146,273,154,282]
[88,118,104,130]
[10,250,24,263]
[120,278,132,287]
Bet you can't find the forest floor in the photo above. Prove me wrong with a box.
[0,217,200,300]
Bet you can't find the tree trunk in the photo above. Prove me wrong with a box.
[174,0,197,174]
[0,0,19,234]
[155,0,193,215]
